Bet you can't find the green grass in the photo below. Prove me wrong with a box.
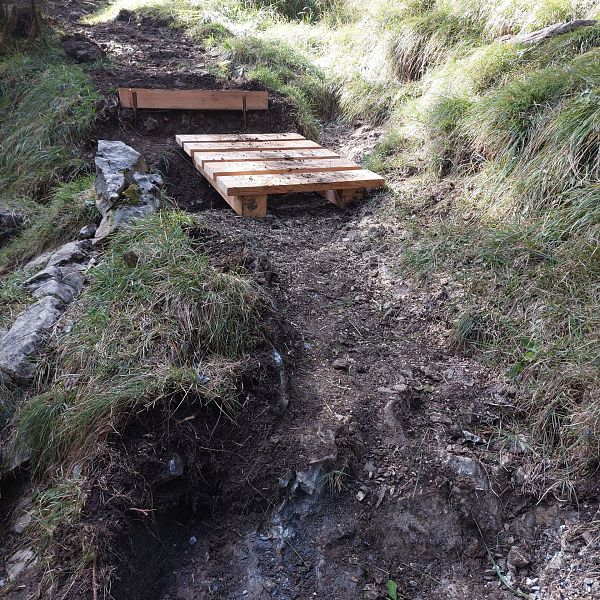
[14,211,264,474]
[0,47,98,202]
[246,0,340,21]
[223,35,335,138]
[0,268,35,329]
[0,176,98,271]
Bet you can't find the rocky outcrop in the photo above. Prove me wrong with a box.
[95,140,148,215]
[0,241,91,384]
[0,142,159,386]
[94,141,161,240]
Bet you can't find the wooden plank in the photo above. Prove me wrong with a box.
[176,133,305,145]
[183,140,321,155]
[218,170,386,196]
[118,88,268,110]
[204,159,361,179]
[321,189,364,208]
[193,148,339,167]
[239,195,268,217]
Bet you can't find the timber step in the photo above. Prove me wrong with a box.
[176,132,385,217]
[118,89,268,111]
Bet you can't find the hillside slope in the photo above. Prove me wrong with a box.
[0,1,599,599]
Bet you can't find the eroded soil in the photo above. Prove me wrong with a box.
[1,3,599,600]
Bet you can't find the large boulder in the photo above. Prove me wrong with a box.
[95,140,148,216]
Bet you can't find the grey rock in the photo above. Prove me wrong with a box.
[157,453,185,483]
[507,546,530,569]
[0,297,65,383]
[134,172,163,207]
[95,202,156,240]
[294,463,323,495]
[95,140,148,216]
[446,455,489,491]
[21,261,87,314]
[13,511,32,534]
[2,443,31,472]
[78,224,97,240]
[23,248,55,272]
[95,173,162,240]
[6,548,36,581]
[46,240,91,269]
[0,207,24,243]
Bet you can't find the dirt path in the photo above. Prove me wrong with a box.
[39,5,596,599]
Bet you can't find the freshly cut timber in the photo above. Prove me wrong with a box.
[176,132,385,217]
[118,88,269,111]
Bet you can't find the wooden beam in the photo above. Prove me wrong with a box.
[176,133,305,145]
[193,148,339,167]
[320,189,364,208]
[118,88,268,110]
[203,159,361,179]
[183,140,321,155]
[218,170,385,196]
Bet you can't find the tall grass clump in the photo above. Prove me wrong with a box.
[14,211,264,474]
[397,21,600,489]
[246,0,340,21]
[223,35,335,138]
[0,47,98,202]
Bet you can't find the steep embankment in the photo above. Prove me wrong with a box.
[1,1,599,600]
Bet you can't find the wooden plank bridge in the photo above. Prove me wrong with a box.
[176,132,385,217]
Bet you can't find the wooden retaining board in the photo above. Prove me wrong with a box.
[119,88,268,111]
[176,132,385,217]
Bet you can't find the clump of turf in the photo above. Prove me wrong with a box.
[15,211,264,474]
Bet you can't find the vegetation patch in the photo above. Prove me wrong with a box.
[0,176,98,271]
[0,46,98,202]
[14,211,264,475]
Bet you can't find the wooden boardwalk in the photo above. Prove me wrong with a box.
[176,133,385,217]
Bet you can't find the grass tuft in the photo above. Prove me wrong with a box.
[0,47,98,202]
[0,176,99,272]
[15,211,265,474]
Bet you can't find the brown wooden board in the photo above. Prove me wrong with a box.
[182,140,321,156]
[176,132,385,217]
[118,88,268,110]
[176,133,305,145]
[218,170,385,196]
[193,148,340,167]
[203,158,360,179]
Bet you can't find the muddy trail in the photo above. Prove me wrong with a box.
[3,3,598,600]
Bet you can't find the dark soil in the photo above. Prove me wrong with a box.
[1,3,597,600]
